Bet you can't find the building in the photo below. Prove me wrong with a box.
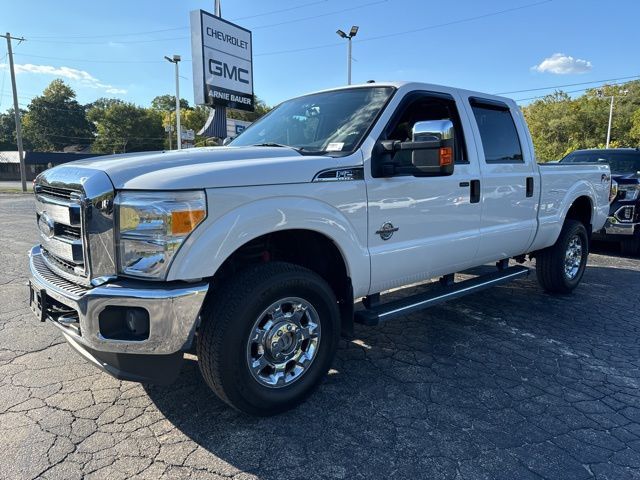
[0,151,102,181]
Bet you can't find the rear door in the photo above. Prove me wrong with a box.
[461,96,539,261]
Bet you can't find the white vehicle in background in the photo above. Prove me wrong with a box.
[29,82,612,415]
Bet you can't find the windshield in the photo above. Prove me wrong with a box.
[560,150,640,175]
[230,87,395,154]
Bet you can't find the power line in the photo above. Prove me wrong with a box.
[256,0,552,57]
[24,0,329,39]
[496,75,640,95]
[14,53,176,64]
[356,0,552,45]
[515,80,637,102]
[251,0,387,30]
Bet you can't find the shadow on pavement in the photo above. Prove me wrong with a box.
[144,263,640,479]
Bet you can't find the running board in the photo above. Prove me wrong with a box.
[355,265,530,326]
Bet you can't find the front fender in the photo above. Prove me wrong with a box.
[167,193,370,297]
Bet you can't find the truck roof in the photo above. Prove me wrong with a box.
[305,81,517,109]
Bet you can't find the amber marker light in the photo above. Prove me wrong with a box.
[171,209,206,235]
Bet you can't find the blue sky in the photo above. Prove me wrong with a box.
[1,0,638,111]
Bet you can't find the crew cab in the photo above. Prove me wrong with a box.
[560,148,640,255]
[28,82,612,415]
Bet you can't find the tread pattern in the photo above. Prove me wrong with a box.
[196,261,338,414]
[536,219,588,294]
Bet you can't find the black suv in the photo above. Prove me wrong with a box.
[560,148,640,255]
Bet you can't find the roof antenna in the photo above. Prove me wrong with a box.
[366,80,375,84]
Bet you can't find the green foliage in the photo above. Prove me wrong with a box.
[227,95,271,122]
[1,82,272,152]
[87,99,164,154]
[0,108,24,150]
[150,95,190,111]
[21,80,95,151]
[522,80,640,161]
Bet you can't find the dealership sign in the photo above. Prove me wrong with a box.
[190,10,254,111]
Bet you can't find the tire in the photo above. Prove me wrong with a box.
[536,219,589,294]
[621,235,640,257]
[196,261,340,415]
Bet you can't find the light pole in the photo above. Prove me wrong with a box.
[598,88,628,149]
[164,55,182,150]
[336,26,359,85]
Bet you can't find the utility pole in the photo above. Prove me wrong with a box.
[5,33,27,192]
[164,55,182,150]
[336,26,359,85]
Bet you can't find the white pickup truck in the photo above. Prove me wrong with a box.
[29,82,612,415]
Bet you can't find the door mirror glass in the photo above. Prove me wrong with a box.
[408,119,455,176]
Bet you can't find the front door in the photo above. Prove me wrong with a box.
[366,91,483,294]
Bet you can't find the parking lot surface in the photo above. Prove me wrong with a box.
[1,193,640,479]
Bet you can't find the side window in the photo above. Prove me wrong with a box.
[470,99,523,163]
[384,93,468,166]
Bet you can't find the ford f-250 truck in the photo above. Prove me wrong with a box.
[29,82,613,415]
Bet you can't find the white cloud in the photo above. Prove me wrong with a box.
[532,53,593,75]
[0,63,127,94]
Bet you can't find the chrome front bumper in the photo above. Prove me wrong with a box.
[601,217,638,236]
[29,245,209,356]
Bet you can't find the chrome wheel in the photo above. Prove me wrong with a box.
[564,235,583,279]
[246,297,321,388]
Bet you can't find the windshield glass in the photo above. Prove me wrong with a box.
[230,87,395,154]
[560,150,640,175]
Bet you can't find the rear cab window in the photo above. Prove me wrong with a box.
[469,98,523,164]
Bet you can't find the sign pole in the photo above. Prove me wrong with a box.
[214,0,228,142]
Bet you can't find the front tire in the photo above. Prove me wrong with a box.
[197,262,340,415]
[536,219,589,294]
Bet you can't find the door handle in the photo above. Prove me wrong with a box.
[526,177,534,197]
[470,179,481,204]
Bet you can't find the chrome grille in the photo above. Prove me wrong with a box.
[34,166,116,285]
[35,185,85,270]
[31,251,90,298]
[38,185,76,200]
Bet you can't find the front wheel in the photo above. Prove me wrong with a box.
[196,262,340,415]
[536,219,589,294]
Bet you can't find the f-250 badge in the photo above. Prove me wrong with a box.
[376,222,399,240]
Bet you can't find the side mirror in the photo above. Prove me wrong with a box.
[378,119,455,177]
[222,136,235,146]
[408,120,455,176]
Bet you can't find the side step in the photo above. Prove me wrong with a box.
[355,265,530,326]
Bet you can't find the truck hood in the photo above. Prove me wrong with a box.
[612,172,640,184]
[66,146,346,190]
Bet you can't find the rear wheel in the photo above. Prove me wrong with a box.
[197,262,340,415]
[536,219,589,294]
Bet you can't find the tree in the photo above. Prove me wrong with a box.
[21,80,94,151]
[227,95,271,122]
[150,95,190,112]
[88,100,164,154]
[522,80,640,161]
[0,108,24,150]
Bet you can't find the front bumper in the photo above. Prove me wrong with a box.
[593,217,638,239]
[29,245,209,383]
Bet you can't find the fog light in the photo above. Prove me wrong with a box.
[99,306,150,341]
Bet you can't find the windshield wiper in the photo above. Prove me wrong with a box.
[252,142,301,152]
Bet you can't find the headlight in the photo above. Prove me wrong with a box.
[618,184,640,201]
[115,190,207,279]
[609,179,618,203]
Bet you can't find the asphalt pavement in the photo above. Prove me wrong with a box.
[1,193,640,479]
